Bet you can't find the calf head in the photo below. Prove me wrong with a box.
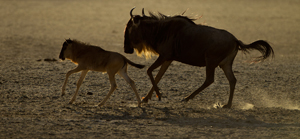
[59,39,73,60]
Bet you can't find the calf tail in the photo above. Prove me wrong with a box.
[123,57,145,69]
[237,40,274,62]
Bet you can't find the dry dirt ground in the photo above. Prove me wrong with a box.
[1,0,300,138]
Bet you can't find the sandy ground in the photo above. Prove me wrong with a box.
[1,0,300,138]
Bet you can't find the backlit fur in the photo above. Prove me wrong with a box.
[59,39,144,107]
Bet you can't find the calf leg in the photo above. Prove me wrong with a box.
[69,70,88,104]
[118,67,142,107]
[142,60,172,102]
[97,72,117,107]
[62,66,83,96]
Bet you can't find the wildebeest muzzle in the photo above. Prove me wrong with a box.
[59,45,66,60]
[59,52,65,60]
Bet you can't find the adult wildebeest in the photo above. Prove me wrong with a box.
[59,39,144,107]
[124,8,274,108]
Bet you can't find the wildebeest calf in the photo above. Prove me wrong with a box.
[59,39,144,107]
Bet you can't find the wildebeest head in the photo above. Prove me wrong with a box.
[124,7,193,58]
[59,39,73,60]
[124,7,148,54]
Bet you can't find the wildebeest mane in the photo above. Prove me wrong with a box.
[71,39,105,52]
[70,39,104,50]
[147,11,197,25]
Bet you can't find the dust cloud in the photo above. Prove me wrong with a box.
[250,89,299,110]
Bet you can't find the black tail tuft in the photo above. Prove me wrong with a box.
[131,63,145,69]
[238,40,274,62]
[124,57,145,69]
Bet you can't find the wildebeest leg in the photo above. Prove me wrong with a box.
[62,67,83,96]
[98,72,117,107]
[220,63,236,108]
[142,60,172,102]
[118,67,142,107]
[183,64,216,102]
[147,56,166,101]
[69,70,88,104]
[219,49,238,108]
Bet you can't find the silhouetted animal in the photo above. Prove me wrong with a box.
[124,8,274,108]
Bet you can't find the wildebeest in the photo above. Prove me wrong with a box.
[124,8,274,108]
[59,39,144,107]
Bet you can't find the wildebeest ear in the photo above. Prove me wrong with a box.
[65,38,73,44]
[142,8,145,16]
[181,8,188,15]
[132,16,141,26]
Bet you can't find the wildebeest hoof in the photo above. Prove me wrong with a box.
[156,94,162,101]
[68,100,74,104]
[93,105,100,108]
[181,98,189,102]
[141,97,149,103]
[98,103,105,107]
[137,103,142,107]
[222,104,231,109]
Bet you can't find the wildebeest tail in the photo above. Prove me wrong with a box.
[237,40,274,62]
[123,57,145,69]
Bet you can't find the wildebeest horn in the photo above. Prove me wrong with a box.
[181,8,188,15]
[130,7,136,18]
[142,8,145,16]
